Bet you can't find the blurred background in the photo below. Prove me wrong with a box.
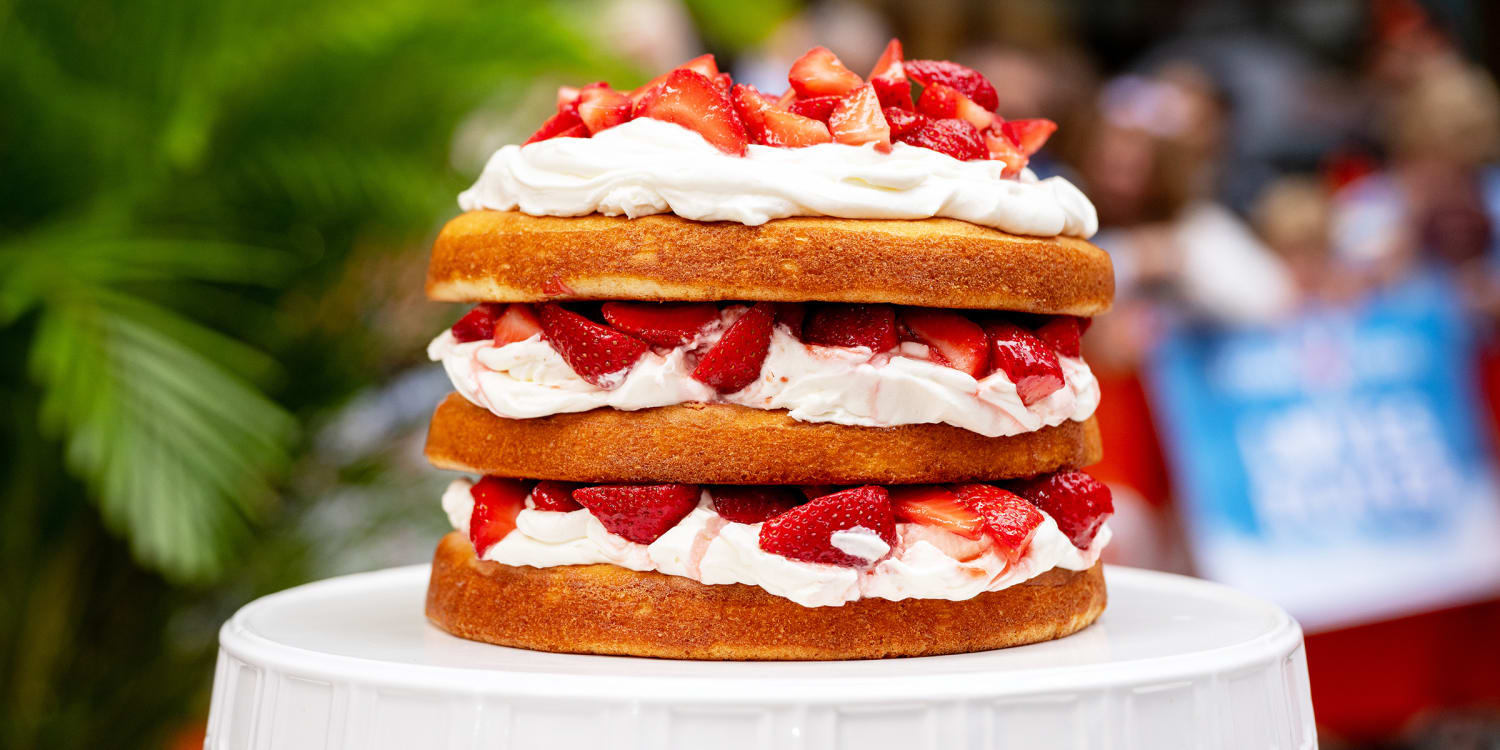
[4,0,1500,747]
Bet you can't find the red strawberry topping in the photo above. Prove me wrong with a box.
[556,85,581,112]
[772,302,806,336]
[890,484,983,540]
[1011,470,1113,549]
[1034,315,1083,358]
[630,54,721,106]
[788,46,863,98]
[904,59,999,111]
[916,82,995,131]
[468,476,530,556]
[983,321,1065,405]
[601,301,719,347]
[899,117,987,161]
[803,303,898,352]
[536,303,648,388]
[882,107,930,138]
[983,125,1028,176]
[1003,118,1058,156]
[572,484,701,544]
[953,483,1044,564]
[635,69,748,156]
[758,486,896,568]
[529,480,582,511]
[451,303,504,342]
[829,84,891,151]
[525,108,587,145]
[691,302,775,393]
[576,83,632,134]
[492,303,542,346]
[868,38,913,110]
[732,84,832,148]
[786,95,842,122]
[899,307,989,377]
[711,486,804,524]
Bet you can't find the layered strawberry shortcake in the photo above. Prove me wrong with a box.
[423,41,1116,659]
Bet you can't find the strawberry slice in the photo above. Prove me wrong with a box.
[984,321,1065,405]
[537,303,648,388]
[772,302,806,336]
[636,69,748,156]
[573,484,701,544]
[715,71,733,90]
[1034,315,1083,358]
[451,303,504,342]
[711,486,804,524]
[1002,118,1058,156]
[829,84,891,151]
[904,59,999,111]
[529,480,582,511]
[803,303,898,352]
[492,303,542,346]
[732,85,831,147]
[983,125,1028,176]
[916,82,995,131]
[629,54,721,106]
[883,107,929,138]
[469,476,531,556]
[900,307,988,377]
[890,484,983,540]
[758,486,896,568]
[525,108,587,145]
[577,83,632,134]
[557,85,581,113]
[774,88,798,109]
[899,117,986,161]
[788,46,864,98]
[868,38,913,110]
[787,95,841,122]
[691,302,775,393]
[953,483,1044,564]
[601,301,718,347]
[1011,471,1113,549]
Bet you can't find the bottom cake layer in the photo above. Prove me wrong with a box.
[425,532,1107,660]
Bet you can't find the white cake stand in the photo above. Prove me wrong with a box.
[206,565,1316,749]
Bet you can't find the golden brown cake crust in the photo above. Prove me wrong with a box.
[427,211,1114,314]
[426,532,1107,660]
[425,393,1102,484]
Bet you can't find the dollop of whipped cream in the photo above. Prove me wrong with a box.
[442,480,1109,607]
[459,118,1099,239]
[429,308,1099,437]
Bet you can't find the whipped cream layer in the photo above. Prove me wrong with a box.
[429,308,1100,437]
[460,118,1099,239]
[442,479,1109,607]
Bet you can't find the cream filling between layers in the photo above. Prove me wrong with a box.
[442,481,1109,608]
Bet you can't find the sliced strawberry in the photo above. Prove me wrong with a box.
[984,321,1065,405]
[573,484,701,544]
[868,38,913,110]
[636,69,748,156]
[733,85,831,147]
[1034,315,1082,358]
[904,59,999,111]
[492,303,542,346]
[953,483,1044,564]
[525,108,587,145]
[916,82,995,131]
[537,303,648,388]
[716,71,733,90]
[680,53,720,78]
[900,118,987,161]
[829,84,891,151]
[629,54,722,106]
[691,302,774,393]
[772,302,806,336]
[469,476,530,556]
[774,88,798,110]
[711,486,804,524]
[900,307,988,377]
[577,83,632,133]
[601,301,718,347]
[530,480,582,511]
[803,303,898,352]
[890,484,984,540]
[451,303,504,342]
[1011,471,1113,549]
[883,107,930,138]
[557,85,581,113]
[758,486,895,568]
[1003,118,1058,156]
[983,125,1028,176]
[787,95,841,122]
[788,46,863,98]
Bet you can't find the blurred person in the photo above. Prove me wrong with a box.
[1254,176,1368,305]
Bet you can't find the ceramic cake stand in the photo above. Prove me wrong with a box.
[205,565,1316,749]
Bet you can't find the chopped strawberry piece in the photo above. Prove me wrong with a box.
[758,486,895,568]
[573,484,701,544]
[772,302,806,336]
[774,88,798,109]
[882,107,929,138]
[890,484,984,540]
[635,69,748,156]
[680,53,720,78]
[492,303,542,346]
[787,95,841,122]
[1002,118,1058,156]
[557,86,581,113]
[900,307,989,377]
[716,71,732,90]
[904,59,999,111]
[1034,316,1083,358]
[953,483,1044,564]
[984,321,1065,405]
[900,118,987,161]
[733,85,831,147]
[916,82,995,131]
[469,476,530,556]
[629,54,722,106]
[530,480,582,511]
[788,46,864,98]
[983,125,1028,176]
[829,84,891,151]
[576,83,632,134]
[525,108,587,145]
[868,38,912,110]
[536,303,648,388]
[1011,471,1113,549]
[601,301,718,347]
[451,303,504,342]
[711,486,804,524]
[803,303,898,352]
[691,302,775,393]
